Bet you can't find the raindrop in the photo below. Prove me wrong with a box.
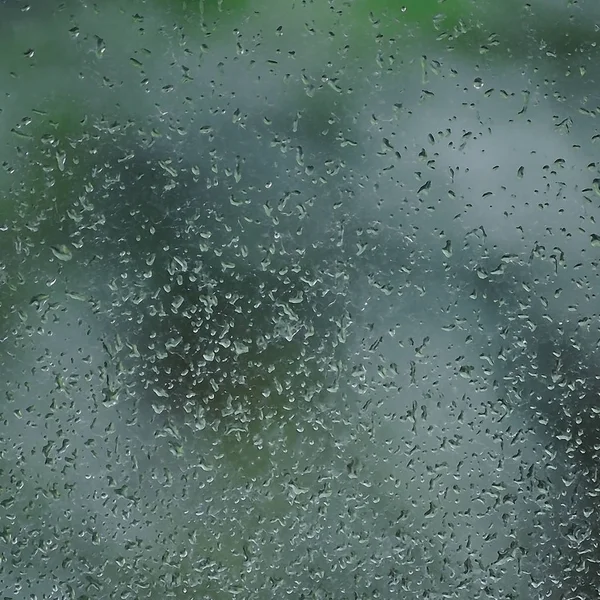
[50,244,72,261]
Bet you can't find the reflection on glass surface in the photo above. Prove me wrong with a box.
[0,1,599,598]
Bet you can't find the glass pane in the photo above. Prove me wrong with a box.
[1,1,598,598]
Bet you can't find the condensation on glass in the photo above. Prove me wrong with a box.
[0,1,598,598]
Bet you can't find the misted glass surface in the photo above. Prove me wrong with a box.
[1,1,599,598]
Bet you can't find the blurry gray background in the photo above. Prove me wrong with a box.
[0,1,599,598]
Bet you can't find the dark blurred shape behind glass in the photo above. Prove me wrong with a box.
[0,1,599,599]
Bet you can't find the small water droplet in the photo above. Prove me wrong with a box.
[442,240,452,258]
[95,36,106,57]
[50,244,72,261]
[56,150,66,172]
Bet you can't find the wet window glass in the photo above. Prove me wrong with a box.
[1,1,599,598]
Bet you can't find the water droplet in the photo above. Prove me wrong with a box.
[95,35,106,57]
[56,150,66,172]
[442,240,452,258]
[50,244,72,261]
